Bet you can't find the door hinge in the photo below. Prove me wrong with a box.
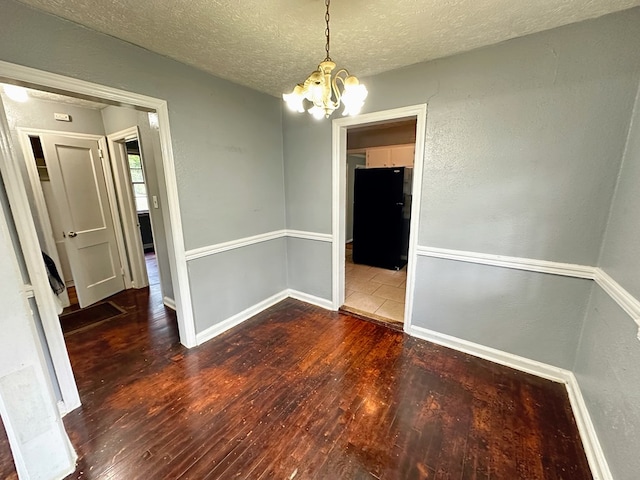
[98,148,104,159]
[120,267,125,276]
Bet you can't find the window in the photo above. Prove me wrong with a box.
[127,146,148,212]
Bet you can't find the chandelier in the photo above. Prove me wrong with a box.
[282,0,368,119]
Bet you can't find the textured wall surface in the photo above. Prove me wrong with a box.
[412,256,592,369]
[574,286,640,480]
[598,87,640,299]
[0,0,287,338]
[286,237,332,300]
[573,80,640,480]
[187,239,287,333]
[282,9,640,361]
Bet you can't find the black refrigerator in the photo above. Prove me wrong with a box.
[352,167,412,270]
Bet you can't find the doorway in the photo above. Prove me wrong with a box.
[23,131,128,309]
[341,119,417,326]
[0,62,195,414]
[331,105,428,331]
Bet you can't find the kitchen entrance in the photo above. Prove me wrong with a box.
[342,118,417,326]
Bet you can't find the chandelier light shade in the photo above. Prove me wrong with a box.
[283,0,368,119]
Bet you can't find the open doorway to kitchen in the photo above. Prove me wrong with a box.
[342,119,417,327]
[332,104,427,332]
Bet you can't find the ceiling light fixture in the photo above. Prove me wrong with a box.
[3,84,29,103]
[283,0,368,119]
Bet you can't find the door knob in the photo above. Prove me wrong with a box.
[68,231,78,238]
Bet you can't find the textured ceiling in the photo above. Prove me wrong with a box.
[16,0,640,97]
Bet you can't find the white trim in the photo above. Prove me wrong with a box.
[196,290,289,345]
[0,62,196,396]
[22,284,35,298]
[407,324,612,480]
[331,104,428,334]
[565,373,613,480]
[286,230,332,242]
[593,268,640,339]
[407,324,568,382]
[106,126,149,290]
[184,229,332,262]
[98,135,134,289]
[0,92,81,412]
[185,230,287,261]
[287,289,334,310]
[416,246,596,279]
[163,296,176,310]
[414,246,640,341]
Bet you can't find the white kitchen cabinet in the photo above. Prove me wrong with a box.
[365,144,414,168]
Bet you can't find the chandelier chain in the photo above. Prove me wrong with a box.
[324,0,331,61]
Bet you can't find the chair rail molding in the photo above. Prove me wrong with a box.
[185,229,333,262]
[416,246,596,279]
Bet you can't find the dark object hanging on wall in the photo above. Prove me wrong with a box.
[42,251,65,295]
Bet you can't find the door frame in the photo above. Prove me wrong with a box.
[0,60,197,413]
[331,104,427,330]
[106,126,151,291]
[17,128,134,291]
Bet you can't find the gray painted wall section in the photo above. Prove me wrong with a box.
[0,0,286,250]
[574,287,640,480]
[0,0,287,336]
[282,8,640,369]
[573,77,640,480]
[412,256,591,369]
[598,84,640,299]
[286,237,332,300]
[101,106,174,300]
[188,239,287,333]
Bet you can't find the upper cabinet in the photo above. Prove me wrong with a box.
[365,144,415,168]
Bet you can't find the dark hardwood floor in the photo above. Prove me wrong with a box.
[1,253,592,479]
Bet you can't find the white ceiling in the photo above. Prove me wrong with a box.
[16,0,640,97]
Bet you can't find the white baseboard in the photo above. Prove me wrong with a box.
[287,289,334,310]
[195,290,289,345]
[163,296,176,310]
[406,324,612,480]
[565,373,613,480]
[407,324,568,382]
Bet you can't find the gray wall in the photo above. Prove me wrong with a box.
[412,257,592,369]
[188,239,287,333]
[573,80,640,480]
[282,8,640,367]
[101,105,174,300]
[286,237,332,300]
[0,0,286,338]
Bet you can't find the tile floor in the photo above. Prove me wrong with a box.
[343,245,407,325]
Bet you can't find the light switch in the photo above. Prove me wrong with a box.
[54,113,71,122]
[152,195,159,209]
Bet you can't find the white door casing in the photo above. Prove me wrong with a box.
[107,126,150,291]
[332,105,428,331]
[41,134,125,308]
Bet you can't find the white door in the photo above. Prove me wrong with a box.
[41,134,125,308]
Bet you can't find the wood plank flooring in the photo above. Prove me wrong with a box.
[0,253,592,479]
